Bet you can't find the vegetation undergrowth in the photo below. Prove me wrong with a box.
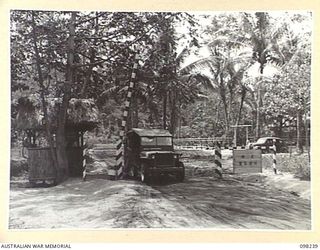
[262,153,310,180]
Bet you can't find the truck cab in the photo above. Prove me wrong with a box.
[125,128,185,183]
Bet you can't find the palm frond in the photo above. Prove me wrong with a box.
[179,56,220,75]
[208,36,248,49]
[175,40,197,66]
[176,46,190,66]
[99,85,127,98]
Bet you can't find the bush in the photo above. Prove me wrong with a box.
[11,159,28,177]
[175,149,214,160]
[262,153,310,180]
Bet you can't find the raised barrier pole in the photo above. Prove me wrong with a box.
[115,51,139,179]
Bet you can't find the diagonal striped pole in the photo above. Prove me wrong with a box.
[214,141,223,178]
[115,51,139,179]
[272,139,277,174]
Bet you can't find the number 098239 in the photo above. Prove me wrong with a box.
[300,244,318,248]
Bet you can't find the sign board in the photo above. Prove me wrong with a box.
[233,149,262,174]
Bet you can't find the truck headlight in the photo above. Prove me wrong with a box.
[151,155,155,159]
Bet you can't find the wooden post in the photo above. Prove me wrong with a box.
[246,127,249,144]
[233,127,237,148]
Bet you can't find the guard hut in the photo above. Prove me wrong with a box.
[14,98,98,185]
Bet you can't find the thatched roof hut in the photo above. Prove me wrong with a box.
[14,97,99,132]
[13,98,100,180]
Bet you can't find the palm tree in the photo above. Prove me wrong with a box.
[137,43,210,135]
[123,16,211,135]
[181,39,253,140]
[241,12,288,138]
[242,12,311,143]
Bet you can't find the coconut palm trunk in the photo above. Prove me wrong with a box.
[256,85,261,139]
[236,86,247,126]
[169,90,177,135]
[296,109,304,153]
[163,90,167,129]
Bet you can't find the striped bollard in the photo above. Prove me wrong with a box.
[214,142,223,178]
[115,136,124,180]
[115,52,139,179]
[272,139,277,174]
[82,147,88,181]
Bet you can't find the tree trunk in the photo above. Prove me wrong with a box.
[236,87,246,126]
[278,115,283,138]
[218,74,230,137]
[80,13,99,97]
[55,127,68,182]
[80,50,94,97]
[221,92,229,137]
[55,12,76,182]
[228,90,233,125]
[30,11,58,179]
[304,110,310,162]
[163,90,167,129]
[169,91,177,135]
[256,86,261,139]
[178,102,181,138]
[296,109,304,153]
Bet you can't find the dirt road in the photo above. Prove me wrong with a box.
[9,156,311,230]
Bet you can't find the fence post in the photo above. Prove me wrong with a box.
[272,139,277,174]
[214,142,223,178]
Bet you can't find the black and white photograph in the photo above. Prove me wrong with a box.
[9,10,312,230]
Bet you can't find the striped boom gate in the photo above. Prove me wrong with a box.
[112,52,139,179]
[173,137,248,150]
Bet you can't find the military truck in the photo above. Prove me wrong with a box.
[125,128,185,183]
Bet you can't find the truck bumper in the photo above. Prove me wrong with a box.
[149,167,183,174]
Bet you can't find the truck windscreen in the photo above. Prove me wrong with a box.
[156,137,172,146]
[141,137,172,146]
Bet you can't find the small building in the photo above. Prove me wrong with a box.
[14,98,98,185]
